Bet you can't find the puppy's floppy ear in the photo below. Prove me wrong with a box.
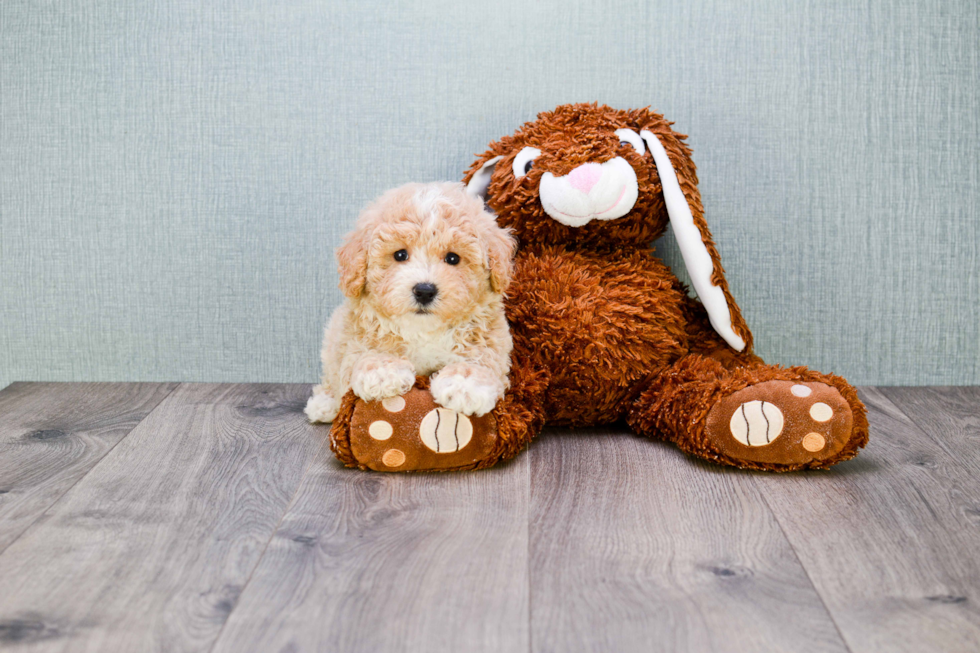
[484,221,517,293]
[336,223,371,298]
[638,117,753,352]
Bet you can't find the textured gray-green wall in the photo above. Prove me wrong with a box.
[2,0,978,388]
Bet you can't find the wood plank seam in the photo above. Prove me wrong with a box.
[757,486,856,653]
[0,383,323,651]
[0,382,181,558]
[877,387,974,462]
[870,387,980,490]
[204,436,329,653]
[752,386,896,653]
[525,428,849,652]
[752,386,980,652]
[208,422,531,652]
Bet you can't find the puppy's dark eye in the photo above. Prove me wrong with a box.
[444,252,460,266]
[393,249,408,262]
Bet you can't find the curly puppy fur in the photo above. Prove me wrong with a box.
[305,182,516,423]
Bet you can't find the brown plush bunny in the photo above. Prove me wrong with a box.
[329,103,868,472]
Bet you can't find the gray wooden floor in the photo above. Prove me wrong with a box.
[0,383,977,652]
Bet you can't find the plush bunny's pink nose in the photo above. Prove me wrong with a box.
[567,163,602,194]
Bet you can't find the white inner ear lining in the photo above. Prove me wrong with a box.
[615,128,645,155]
[639,129,746,352]
[465,155,502,198]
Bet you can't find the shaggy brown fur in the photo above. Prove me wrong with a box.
[330,103,868,472]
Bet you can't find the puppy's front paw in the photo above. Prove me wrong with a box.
[430,372,500,417]
[305,389,340,423]
[351,358,415,401]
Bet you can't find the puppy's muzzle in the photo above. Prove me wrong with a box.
[413,282,438,306]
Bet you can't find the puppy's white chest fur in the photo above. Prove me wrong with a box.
[391,317,460,376]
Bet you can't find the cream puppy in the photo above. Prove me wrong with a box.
[305,182,516,423]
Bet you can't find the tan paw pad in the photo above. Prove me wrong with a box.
[802,432,826,452]
[419,408,473,453]
[809,402,833,422]
[381,449,406,467]
[382,396,406,412]
[729,400,784,446]
[791,384,812,397]
[368,420,393,440]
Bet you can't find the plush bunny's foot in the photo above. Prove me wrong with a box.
[342,387,498,472]
[705,380,853,468]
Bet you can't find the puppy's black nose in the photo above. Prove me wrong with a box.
[413,282,438,305]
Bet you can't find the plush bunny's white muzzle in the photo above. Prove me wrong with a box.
[538,157,639,227]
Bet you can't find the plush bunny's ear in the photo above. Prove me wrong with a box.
[640,129,750,352]
[466,155,503,198]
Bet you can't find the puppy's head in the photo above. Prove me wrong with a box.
[337,182,515,323]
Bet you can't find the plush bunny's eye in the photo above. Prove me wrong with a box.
[512,147,542,179]
[393,249,408,262]
[615,129,645,156]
